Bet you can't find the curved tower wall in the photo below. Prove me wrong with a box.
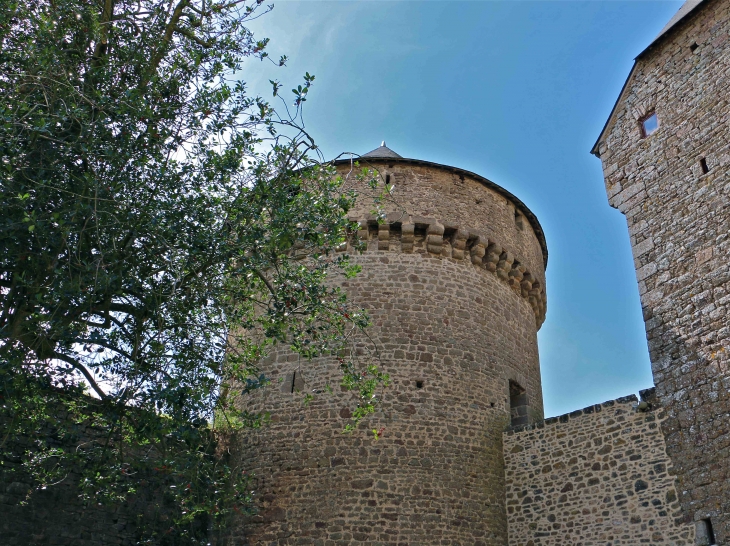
[231,158,547,545]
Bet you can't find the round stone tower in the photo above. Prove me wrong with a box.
[232,144,548,545]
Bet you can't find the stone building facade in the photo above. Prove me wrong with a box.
[592,0,730,541]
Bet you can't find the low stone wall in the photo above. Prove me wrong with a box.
[503,389,695,546]
[0,394,202,546]
[1,472,140,546]
[2,409,141,545]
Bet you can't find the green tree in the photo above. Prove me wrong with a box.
[0,0,388,541]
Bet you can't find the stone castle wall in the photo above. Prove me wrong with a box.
[594,0,730,538]
[227,160,547,545]
[3,452,140,546]
[504,390,694,546]
[1,397,185,546]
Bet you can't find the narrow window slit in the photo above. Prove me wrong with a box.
[415,380,424,389]
[690,42,699,52]
[697,518,716,545]
[700,157,709,174]
[509,380,528,427]
[514,210,524,231]
[385,174,391,185]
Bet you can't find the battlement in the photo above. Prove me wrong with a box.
[341,214,548,326]
[506,387,659,434]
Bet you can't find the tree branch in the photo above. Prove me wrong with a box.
[253,268,276,295]
[53,353,108,400]
[174,26,214,48]
[139,0,189,91]
[92,0,115,69]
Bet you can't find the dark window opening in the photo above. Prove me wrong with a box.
[514,210,524,231]
[509,380,528,427]
[697,518,716,546]
[385,174,391,185]
[281,370,305,394]
[443,227,457,245]
[690,42,699,52]
[640,112,659,138]
[415,380,424,389]
[706,519,716,545]
[367,220,379,240]
[700,157,710,174]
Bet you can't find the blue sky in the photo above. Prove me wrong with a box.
[245,1,684,417]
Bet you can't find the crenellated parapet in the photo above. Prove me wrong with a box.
[341,213,547,327]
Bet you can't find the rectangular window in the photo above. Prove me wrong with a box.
[641,112,659,138]
[509,380,528,427]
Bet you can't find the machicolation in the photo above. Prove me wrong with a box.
[342,214,547,326]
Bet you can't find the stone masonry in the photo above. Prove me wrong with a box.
[593,0,730,540]
[227,151,548,545]
[10,3,730,540]
[504,390,694,546]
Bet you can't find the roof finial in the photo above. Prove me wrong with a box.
[381,141,386,147]
[361,142,402,159]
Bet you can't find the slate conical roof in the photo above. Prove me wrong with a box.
[361,141,403,159]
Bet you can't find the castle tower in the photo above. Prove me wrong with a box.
[592,0,730,540]
[232,144,548,545]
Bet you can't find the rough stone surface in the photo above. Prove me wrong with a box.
[594,0,730,539]
[341,159,548,282]
[228,160,547,545]
[504,390,694,545]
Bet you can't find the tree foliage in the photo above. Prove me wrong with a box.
[0,0,388,540]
